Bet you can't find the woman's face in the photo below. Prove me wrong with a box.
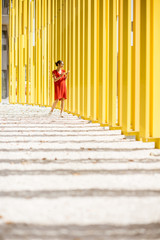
[59,62,64,68]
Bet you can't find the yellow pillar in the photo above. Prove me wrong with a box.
[38,0,42,105]
[27,0,30,104]
[57,0,62,60]
[63,0,68,111]
[51,0,55,104]
[83,0,91,120]
[139,0,151,140]
[71,0,75,113]
[150,0,160,142]
[109,0,119,129]
[35,0,38,104]
[98,0,109,126]
[90,0,98,123]
[132,0,140,132]
[121,0,131,134]
[68,0,72,112]
[118,0,123,127]
[79,0,85,117]
[139,0,160,148]
[48,0,52,106]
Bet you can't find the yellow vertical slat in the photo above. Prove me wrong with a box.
[98,0,109,126]
[74,0,80,115]
[68,0,72,112]
[132,0,140,132]
[22,0,27,104]
[44,0,47,106]
[139,0,151,140]
[42,0,47,106]
[57,0,62,59]
[121,0,131,134]
[90,0,98,122]
[151,0,160,144]
[15,0,19,103]
[48,0,52,106]
[79,0,84,117]
[35,0,38,104]
[118,0,123,127]
[71,0,75,113]
[54,0,57,63]
[38,0,42,105]
[63,0,68,111]
[27,0,30,104]
[83,0,91,120]
[109,0,119,129]
[51,0,55,103]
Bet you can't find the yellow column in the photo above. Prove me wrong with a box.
[68,0,72,112]
[139,0,160,148]
[132,0,140,133]
[22,0,27,104]
[151,0,160,145]
[27,0,30,104]
[57,0,62,59]
[35,0,38,104]
[15,0,19,103]
[74,0,80,115]
[83,0,91,120]
[121,0,131,134]
[42,0,47,105]
[79,0,84,117]
[63,0,68,111]
[18,0,25,104]
[43,0,47,106]
[71,0,75,113]
[51,0,55,103]
[109,0,119,129]
[118,0,123,127]
[98,0,109,126]
[38,0,42,105]
[48,0,52,106]
[139,0,151,140]
[90,0,98,123]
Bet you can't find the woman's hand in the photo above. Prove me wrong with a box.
[60,73,65,77]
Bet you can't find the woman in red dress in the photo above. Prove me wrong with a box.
[49,60,69,117]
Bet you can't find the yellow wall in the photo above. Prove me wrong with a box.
[8,0,160,148]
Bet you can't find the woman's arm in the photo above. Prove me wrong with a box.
[64,71,70,80]
[52,73,65,82]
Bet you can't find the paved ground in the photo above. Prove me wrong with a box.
[0,102,160,240]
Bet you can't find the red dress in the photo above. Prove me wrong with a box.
[52,69,67,100]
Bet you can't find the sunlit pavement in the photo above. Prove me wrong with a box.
[0,102,160,239]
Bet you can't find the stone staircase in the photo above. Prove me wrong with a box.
[0,103,160,239]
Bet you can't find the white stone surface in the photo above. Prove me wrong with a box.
[0,103,160,239]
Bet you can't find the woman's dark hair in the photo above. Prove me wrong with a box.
[55,60,64,66]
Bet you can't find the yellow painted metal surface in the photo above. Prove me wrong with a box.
[8,0,160,148]
[109,0,117,128]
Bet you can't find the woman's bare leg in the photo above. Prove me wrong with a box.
[60,98,65,114]
[50,99,59,113]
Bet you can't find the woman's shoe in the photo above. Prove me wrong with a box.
[49,111,53,115]
[60,112,64,118]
